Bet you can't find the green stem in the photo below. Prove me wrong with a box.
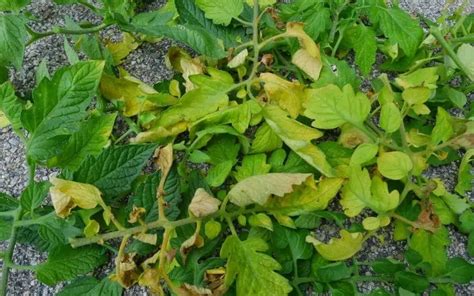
[26,23,110,46]
[14,211,55,228]
[430,27,472,78]
[70,217,197,248]
[234,17,252,26]
[0,209,20,296]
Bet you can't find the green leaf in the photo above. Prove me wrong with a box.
[456,149,474,195]
[345,25,377,76]
[304,84,370,129]
[73,144,156,198]
[63,37,79,64]
[52,113,117,171]
[36,245,107,285]
[170,237,225,286]
[206,160,234,187]
[372,259,405,275]
[249,213,274,231]
[129,169,181,222]
[20,181,50,216]
[0,192,18,211]
[0,218,12,241]
[220,235,292,296]
[37,215,82,251]
[443,257,474,284]
[133,23,226,59]
[341,167,399,216]
[377,151,413,180]
[0,0,30,10]
[431,107,454,146]
[457,43,474,81]
[313,262,353,282]
[380,102,402,133]
[350,143,378,166]
[306,230,364,261]
[369,4,423,57]
[0,82,23,132]
[408,227,450,276]
[57,276,123,296]
[228,173,311,207]
[272,223,312,264]
[196,0,243,26]
[395,67,439,89]
[175,0,243,48]
[394,271,429,293]
[22,61,105,161]
[0,14,27,68]
[251,123,283,153]
[263,105,334,177]
[233,154,271,182]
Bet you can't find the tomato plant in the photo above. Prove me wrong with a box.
[0,0,473,295]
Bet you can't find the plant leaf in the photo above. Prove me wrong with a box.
[408,227,450,276]
[260,73,306,118]
[36,245,107,286]
[73,144,156,198]
[377,151,413,180]
[304,84,370,129]
[369,4,423,57]
[220,235,292,295]
[57,276,123,296]
[233,154,271,182]
[345,25,377,76]
[455,149,474,195]
[228,173,311,207]
[20,181,50,216]
[457,44,474,81]
[0,14,27,68]
[379,102,401,133]
[0,82,23,132]
[195,0,243,26]
[22,61,105,161]
[251,122,283,153]
[263,105,334,176]
[52,113,117,171]
[306,230,364,261]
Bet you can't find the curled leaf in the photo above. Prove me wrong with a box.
[286,22,322,80]
[188,188,221,218]
[50,177,101,218]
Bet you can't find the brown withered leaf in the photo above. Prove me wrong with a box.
[180,222,204,262]
[188,189,221,218]
[154,144,174,180]
[416,200,439,232]
[128,206,146,224]
[113,253,141,288]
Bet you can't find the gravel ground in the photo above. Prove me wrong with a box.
[0,0,473,295]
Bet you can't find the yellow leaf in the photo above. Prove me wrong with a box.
[260,72,305,118]
[134,233,157,245]
[154,144,174,179]
[100,69,167,117]
[166,47,205,91]
[188,188,221,218]
[306,230,364,261]
[105,32,140,64]
[0,111,10,128]
[228,49,248,68]
[50,177,101,218]
[286,22,322,80]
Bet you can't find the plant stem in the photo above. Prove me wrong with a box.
[430,27,472,78]
[390,213,436,232]
[70,217,197,248]
[26,23,110,46]
[450,34,474,43]
[0,209,20,296]
[234,17,252,26]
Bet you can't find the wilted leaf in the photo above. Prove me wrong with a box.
[306,230,364,261]
[188,188,221,218]
[286,22,322,80]
[260,72,306,118]
[50,177,102,218]
[228,173,311,207]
